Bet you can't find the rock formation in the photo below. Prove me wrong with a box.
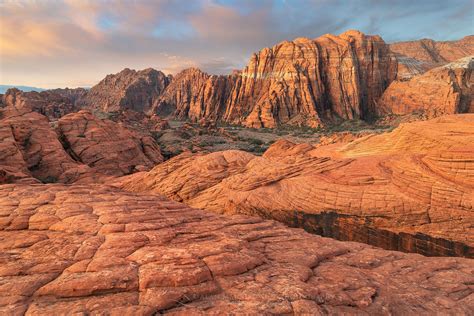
[57,110,163,177]
[1,88,82,120]
[0,107,96,184]
[224,30,397,128]
[390,35,474,79]
[153,68,234,122]
[82,68,171,112]
[0,103,163,183]
[151,30,397,128]
[118,115,474,256]
[1,183,473,314]
[378,56,473,117]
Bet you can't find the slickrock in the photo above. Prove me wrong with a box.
[1,88,82,120]
[390,35,474,79]
[0,107,97,184]
[82,68,171,112]
[378,56,473,117]
[57,110,163,176]
[0,183,473,315]
[118,115,474,256]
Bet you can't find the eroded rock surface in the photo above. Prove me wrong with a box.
[378,56,474,117]
[0,107,96,184]
[57,110,163,176]
[0,184,473,315]
[118,115,474,254]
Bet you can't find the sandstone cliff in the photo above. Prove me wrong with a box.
[152,30,397,128]
[223,30,397,128]
[82,68,171,112]
[378,56,473,117]
[390,35,474,79]
[117,115,474,256]
[152,67,234,122]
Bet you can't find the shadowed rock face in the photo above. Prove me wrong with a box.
[117,115,474,256]
[378,56,474,117]
[82,68,171,112]
[1,183,473,315]
[390,36,474,79]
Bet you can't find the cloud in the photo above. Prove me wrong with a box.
[0,0,472,88]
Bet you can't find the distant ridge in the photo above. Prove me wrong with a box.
[0,85,46,94]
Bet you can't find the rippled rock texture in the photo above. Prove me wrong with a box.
[1,184,473,315]
[118,115,474,255]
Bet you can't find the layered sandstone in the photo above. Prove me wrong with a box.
[1,183,473,315]
[82,68,171,112]
[118,115,474,255]
[153,68,234,122]
[390,35,474,79]
[225,30,396,128]
[57,110,163,176]
[378,56,473,117]
[149,30,397,127]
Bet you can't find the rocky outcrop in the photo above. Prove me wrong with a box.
[153,30,397,128]
[57,110,163,176]
[0,105,163,183]
[117,115,474,255]
[0,107,96,184]
[223,30,397,128]
[1,183,473,315]
[153,68,235,122]
[82,68,171,112]
[1,88,82,120]
[378,56,473,117]
[390,35,474,79]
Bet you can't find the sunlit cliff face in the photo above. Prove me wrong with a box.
[0,0,472,89]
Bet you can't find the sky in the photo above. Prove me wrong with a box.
[1,0,473,89]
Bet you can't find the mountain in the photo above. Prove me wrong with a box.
[81,68,171,112]
[159,30,397,127]
[0,85,46,94]
[389,35,474,79]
